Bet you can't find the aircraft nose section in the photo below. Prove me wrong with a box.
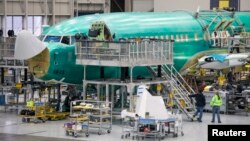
[28,47,50,78]
[14,30,46,60]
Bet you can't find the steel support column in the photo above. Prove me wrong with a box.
[1,68,4,84]
[56,84,61,111]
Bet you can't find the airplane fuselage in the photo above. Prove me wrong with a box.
[27,11,250,84]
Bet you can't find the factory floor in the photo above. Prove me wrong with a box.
[0,109,249,141]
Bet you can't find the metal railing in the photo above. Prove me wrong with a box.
[146,65,196,119]
[211,34,250,50]
[163,65,196,95]
[75,39,174,67]
[0,37,15,58]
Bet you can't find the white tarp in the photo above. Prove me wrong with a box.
[135,85,169,119]
[15,30,46,60]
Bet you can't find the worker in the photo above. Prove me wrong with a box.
[221,31,228,47]
[26,99,34,109]
[213,31,220,47]
[236,82,244,94]
[225,82,233,91]
[210,91,222,123]
[188,89,206,122]
[156,84,162,95]
[227,69,233,85]
[199,81,206,92]
[230,34,241,53]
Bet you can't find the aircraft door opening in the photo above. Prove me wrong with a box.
[88,21,112,41]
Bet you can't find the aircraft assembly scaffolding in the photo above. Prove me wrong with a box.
[194,10,250,50]
[0,37,29,111]
[75,38,196,120]
[0,37,27,69]
[0,37,28,86]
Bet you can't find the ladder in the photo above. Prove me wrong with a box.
[147,65,196,120]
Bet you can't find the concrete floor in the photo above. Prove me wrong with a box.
[0,133,79,141]
[0,109,249,141]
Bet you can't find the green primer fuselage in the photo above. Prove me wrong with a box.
[39,11,250,84]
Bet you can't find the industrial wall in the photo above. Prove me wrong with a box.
[133,0,154,12]
[0,0,110,36]
[1,0,250,37]
[154,0,210,12]
[153,0,250,12]
[240,0,250,11]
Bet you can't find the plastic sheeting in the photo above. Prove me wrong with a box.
[14,30,46,60]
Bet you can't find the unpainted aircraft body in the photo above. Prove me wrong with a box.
[15,10,250,84]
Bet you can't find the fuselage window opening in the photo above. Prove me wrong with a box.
[194,33,198,41]
[61,36,70,45]
[203,33,209,41]
[185,34,188,41]
[171,35,174,40]
[176,35,180,42]
[180,34,184,42]
[53,52,59,65]
[44,35,62,43]
[165,35,169,40]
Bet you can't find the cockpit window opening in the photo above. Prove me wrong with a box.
[61,36,70,45]
[39,35,45,41]
[44,35,62,43]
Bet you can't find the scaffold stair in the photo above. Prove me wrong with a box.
[147,65,196,120]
